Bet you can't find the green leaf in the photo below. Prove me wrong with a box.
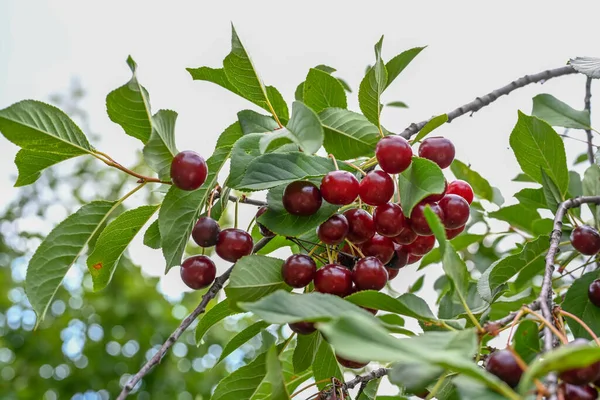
[359,36,388,129]
[410,275,425,293]
[25,201,116,321]
[303,68,347,113]
[411,114,448,144]
[540,169,562,213]
[514,188,547,210]
[453,376,507,400]
[293,331,321,373]
[477,236,549,303]
[143,220,161,249]
[398,157,446,217]
[87,205,159,291]
[385,46,426,89]
[509,111,569,194]
[531,93,591,129]
[260,102,323,154]
[13,150,74,187]
[488,204,541,234]
[238,152,334,191]
[195,301,237,344]
[212,349,270,400]
[512,320,541,364]
[228,133,262,188]
[345,290,436,321]
[313,340,343,390]
[450,159,500,205]
[562,271,600,340]
[357,379,382,400]
[187,66,240,94]
[389,363,443,394]
[583,164,600,221]
[419,234,485,270]
[264,347,290,400]
[238,110,279,135]
[386,101,408,108]
[143,110,178,180]
[106,56,152,143]
[225,255,289,304]
[159,122,243,269]
[219,321,270,363]
[320,108,381,160]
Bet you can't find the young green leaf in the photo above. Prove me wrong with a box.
[143,220,161,249]
[313,340,343,390]
[514,188,547,210]
[386,101,409,108]
[219,321,270,363]
[359,36,388,129]
[143,110,178,180]
[562,271,600,340]
[237,110,279,135]
[195,301,237,345]
[450,159,501,205]
[397,157,446,217]
[320,108,381,160]
[293,331,321,373]
[106,56,152,143]
[411,114,448,144]
[225,255,289,304]
[263,346,290,400]
[385,46,426,89]
[303,68,347,113]
[540,168,562,212]
[87,205,159,291]
[531,93,591,130]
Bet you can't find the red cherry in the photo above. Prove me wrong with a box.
[589,279,600,308]
[407,254,423,264]
[215,228,254,262]
[392,225,418,245]
[337,243,357,269]
[375,136,413,174]
[171,151,208,191]
[192,217,220,247]
[446,225,465,240]
[423,180,448,203]
[387,244,409,271]
[289,321,316,335]
[317,214,349,245]
[447,180,474,204]
[560,383,598,400]
[409,202,444,236]
[314,264,353,296]
[283,181,322,216]
[343,209,376,244]
[256,206,274,237]
[485,350,523,388]
[361,234,395,264]
[336,354,369,369]
[373,203,407,237]
[320,171,359,205]
[352,257,388,291]
[282,254,316,288]
[404,235,435,256]
[418,137,455,169]
[438,194,470,229]
[571,226,600,256]
[359,171,395,206]
[180,255,216,289]
[386,267,399,280]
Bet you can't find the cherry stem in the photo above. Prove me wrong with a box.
[507,345,548,396]
[559,309,600,346]
[329,154,340,171]
[234,198,239,229]
[290,379,333,399]
[246,216,256,233]
[523,307,568,344]
[207,186,218,218]
[346,240,365,258]
[93,151,169,184]
[343,161,367,176]
[505,309,526,347]
[326,244,333,264]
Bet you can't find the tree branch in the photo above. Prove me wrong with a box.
[116,237,273,400]
[343,368,389,390]
[399,66,577,139]
[585,77,594,165]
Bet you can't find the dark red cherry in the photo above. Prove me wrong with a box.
[336,354,369,369]
[171,150,208,191]
[589,279,600,308]
[387,244,409,270]
[375,136,413,174]
[410,202,444,236]
[423,180,448,203]
[282,254,316,288]
[560,339,600,385]
[314,264,353,297]
[438,194,470,229]
[192,217,220,247]
[180,255,216,290]
[320,171,360,205]
[358,171,395,206]
[352,257,388,291]
[418,137,455,169]
[343,209,376,244]
[361,234,395,264]
[373,203,407,237]
[407,254,422,264]
[215,228,254,262]
[447,180,474,204]
[561,383,598,400]
[283,181,322,216]
[392,225,418,245]
[446,225,465,240]
[289,321,316,335]
[337,243,358,269]
[317,214,349,245]
[404,235,435,256]
[485,350,523,388]
[386,267,399,280]
[571,226,600,256]
[256,206,274,237]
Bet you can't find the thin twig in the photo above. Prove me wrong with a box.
[116,237,273,399]
[343,368,389,390]
[585,77,594,165]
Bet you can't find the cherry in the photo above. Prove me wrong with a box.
[418,137,455,169]
[314,264,353,297]
[180,255,216,290]
[320,171,359,205]
[438,194,470,229]
[343,209,376,244]
[288,321,316,335]
[317,214,349,245]
[386,267,399,280]
[423,180,448,203]
[409,202,444,236]
[215,228,254,262]
[283,181,322,216]
[589,279,600,308]
[170,151,208,191]
[446,225,465,240]
[352,257,388,291]
[560,339,600,385]
[358,171,395,206]
[404,235,435,256]
[361,234,395,264]
[485,349,523,388]
[571,225,600,256]
[282,254,316,288]
[337,243,357,269]
[387,244,409,270]
[447,180,474,204]
[407,254,423,264]
[192,217,220,247]
[373,203,407,237]
[375,135,413,174]
[336,354,369,369]
[560,383,598,400]
[255,206,274,237]
[392,225,418,245]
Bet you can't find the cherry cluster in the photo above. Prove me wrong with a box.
[485,340,600,399]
